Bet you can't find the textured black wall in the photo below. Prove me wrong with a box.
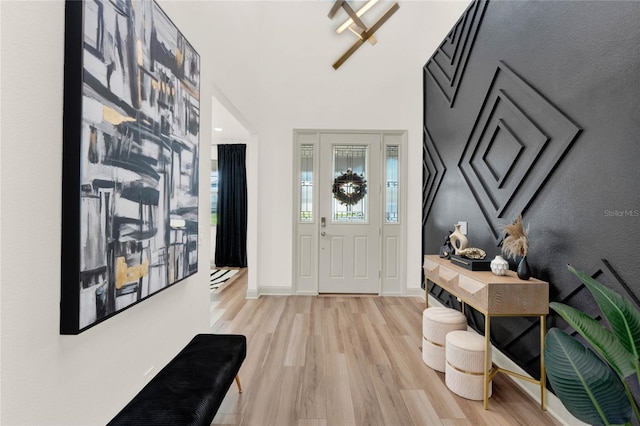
[423,0,640,382]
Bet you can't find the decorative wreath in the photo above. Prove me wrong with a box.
[332,168,367,206]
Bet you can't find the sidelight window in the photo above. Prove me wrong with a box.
[385,145,399,223]
[299,144,314,222]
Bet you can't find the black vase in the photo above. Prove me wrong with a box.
[517,256,531,280]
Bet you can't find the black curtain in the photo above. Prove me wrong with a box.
[214,144,247,267]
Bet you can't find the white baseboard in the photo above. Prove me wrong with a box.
[258,286,293,296]
[426,294,583,426]
[295,290,319,296]
[380,291,404,296]
[405,287,424,297]
[245,288,259,299]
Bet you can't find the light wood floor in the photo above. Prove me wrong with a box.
[210,272,560,426]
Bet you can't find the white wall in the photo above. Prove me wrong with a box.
[0,1,216,424]
[250,1,468,293]
[164,1,468,296]
[0,1,467,424]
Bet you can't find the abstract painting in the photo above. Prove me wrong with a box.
[61,0,200,334]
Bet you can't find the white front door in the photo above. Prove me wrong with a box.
[318,133,381,293]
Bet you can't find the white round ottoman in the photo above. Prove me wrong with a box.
[445,330,491,401]
[422,307,467,372]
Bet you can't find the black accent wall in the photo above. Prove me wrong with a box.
[423,0,640,383]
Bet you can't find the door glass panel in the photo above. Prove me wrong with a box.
[385,145,399,223]
[300,144,314,222]
[332,145,368,223]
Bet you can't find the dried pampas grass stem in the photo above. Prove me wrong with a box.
[501,214,529,260]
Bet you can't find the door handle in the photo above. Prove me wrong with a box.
[321,231,326,236]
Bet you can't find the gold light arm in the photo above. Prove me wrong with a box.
[333,2,399,70]
[328,0,345,19]
[340,1,368,36]
[348,25,377,44]
[336,0,379,34]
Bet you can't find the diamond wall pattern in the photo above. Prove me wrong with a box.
[423,0,639,390]
[422,126,446,226]
[425,0,488,108]
[458,61,582,242]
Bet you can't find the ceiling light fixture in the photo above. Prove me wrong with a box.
[214,128,223,132]
[328,0,399,70]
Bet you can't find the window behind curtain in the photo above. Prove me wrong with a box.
[210,160,218,225]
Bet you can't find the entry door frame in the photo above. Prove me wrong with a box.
[292,129,407,296]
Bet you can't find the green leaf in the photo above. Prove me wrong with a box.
[569,265,640,359]
[545,328,632,425]
[550,302,636,378]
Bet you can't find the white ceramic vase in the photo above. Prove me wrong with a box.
[491,255,509,276]
[449,224,468,255]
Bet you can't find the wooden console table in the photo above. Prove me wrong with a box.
[423,255,549,410]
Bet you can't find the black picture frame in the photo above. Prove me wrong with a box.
[61,0,200,334]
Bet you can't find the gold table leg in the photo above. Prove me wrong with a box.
[484,315,491,410]
[425,277,429,309]
[540,314,546,410]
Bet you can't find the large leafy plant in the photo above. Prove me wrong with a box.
[545,265,640,425]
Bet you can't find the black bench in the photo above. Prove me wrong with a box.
[108,334,246,426]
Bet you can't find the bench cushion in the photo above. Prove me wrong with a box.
[108,334,246,426]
